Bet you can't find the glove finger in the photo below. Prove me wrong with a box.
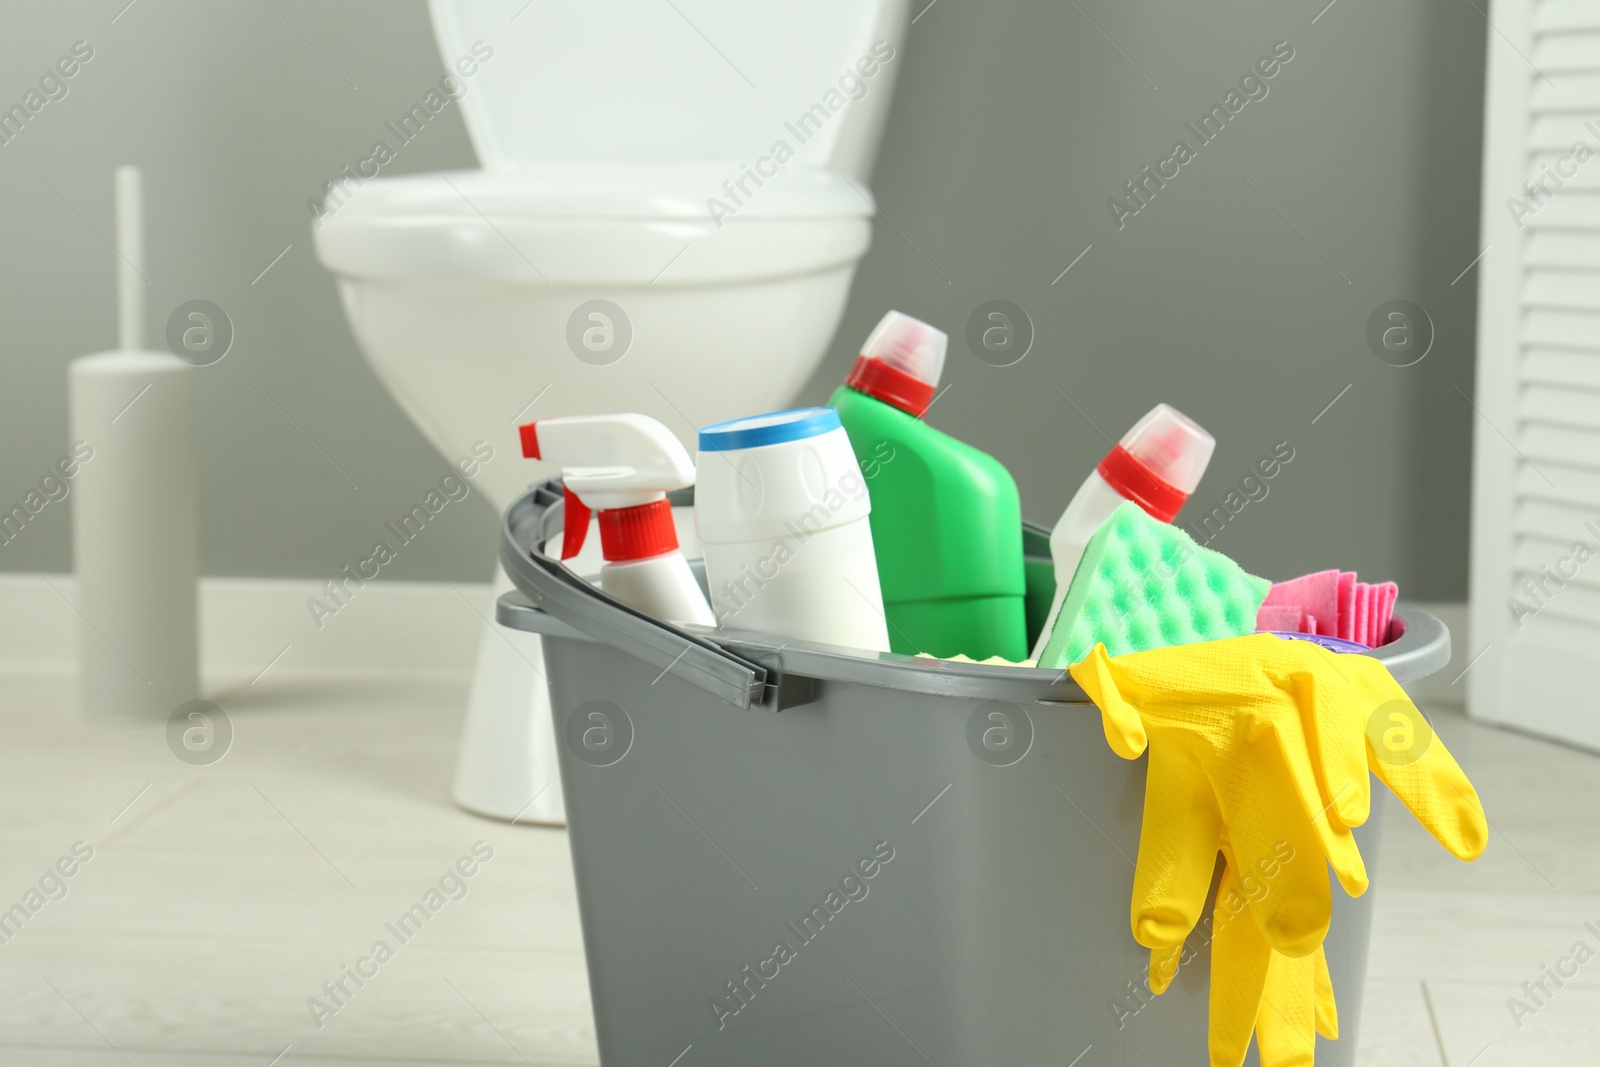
[1132,745,1223,952]
[1287,652,1372,829]
[1069,644,1148,760]
[1313,943,1338,1040]
[1253,720,1372,901]
[1311,817,1368,900]
[1254,948,1320,1067]
[1209,736,1334,957]
[1148,944,1185,996]
[1211,656,1373,902]
[1208,860,1271,1067]
[1364,698,1490,861]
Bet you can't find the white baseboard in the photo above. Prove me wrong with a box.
[0,574,492,680]
[3,576,1468,704]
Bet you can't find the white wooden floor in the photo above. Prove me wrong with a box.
[1,667,1595,1066]
[1359,698,1600,1067]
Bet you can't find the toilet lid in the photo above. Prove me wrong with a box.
[428,0,902,171]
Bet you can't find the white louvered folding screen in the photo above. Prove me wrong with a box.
[1470,0,1600,747]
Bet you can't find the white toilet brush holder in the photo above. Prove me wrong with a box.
[69,166,200,720]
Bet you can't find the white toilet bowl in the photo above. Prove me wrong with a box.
[315,164,875,504]
[313,0,911,824]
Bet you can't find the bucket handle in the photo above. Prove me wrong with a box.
[500,480,776,711]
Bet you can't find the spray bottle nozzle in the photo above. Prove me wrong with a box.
[519,414,695,563]
[519,423,542,460]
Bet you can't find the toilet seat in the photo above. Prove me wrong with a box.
[313,163,874,286]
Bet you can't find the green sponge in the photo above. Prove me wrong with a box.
[1037,500,1270,668]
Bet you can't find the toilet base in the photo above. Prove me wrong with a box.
[451,563,567,826]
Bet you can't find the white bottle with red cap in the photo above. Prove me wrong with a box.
[521,414,715,627]
[1030,403,1216,659]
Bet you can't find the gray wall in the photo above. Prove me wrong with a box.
[803,0,1487,602]
[1,0,1484,599]
[1,0,488,584]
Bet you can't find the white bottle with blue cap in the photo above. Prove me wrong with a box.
[695,408,891,652]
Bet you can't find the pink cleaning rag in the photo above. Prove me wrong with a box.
[1336,572,1357,642]
[1354,582,1371,647]
[1256,604,1302,631]
[1257,571,1401,648]
[1257,570,1339,636]
[1370,581,1398,646]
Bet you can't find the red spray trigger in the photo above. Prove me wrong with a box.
[561,484,591,560]
[528,414,696,562]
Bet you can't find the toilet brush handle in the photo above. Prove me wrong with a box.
[114,165,143,351]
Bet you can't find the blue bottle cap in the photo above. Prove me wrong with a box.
[698,407,841,453]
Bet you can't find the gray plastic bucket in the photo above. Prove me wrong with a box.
[498,479,1451,1067]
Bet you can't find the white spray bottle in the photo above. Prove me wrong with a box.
[1031,403,1215,659]
[521,414,715,627]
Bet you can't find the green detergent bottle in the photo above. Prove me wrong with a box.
[828,311,1027,660]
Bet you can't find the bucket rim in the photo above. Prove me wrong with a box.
[500,479,1452,710]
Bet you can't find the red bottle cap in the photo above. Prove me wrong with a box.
[846,356,936,417]
[597,499,679,562]
[561,493,679,562]
[846,311,947,417]
[1096,445,1187,523]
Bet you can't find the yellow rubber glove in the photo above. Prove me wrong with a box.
[1254,946,1337,1067]
[1075,635,1361,957]
[1073,633,1489,1066]
[1072,634,1489,962]
[1209,860,1274,1066]
[1142,833,1340,1067]
[1207,857,1338,1067]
